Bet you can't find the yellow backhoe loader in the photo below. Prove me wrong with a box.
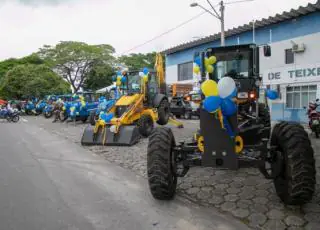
[81,68,171,146]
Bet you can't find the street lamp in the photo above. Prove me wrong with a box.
[190,1,225,46]
[190,0,254,47]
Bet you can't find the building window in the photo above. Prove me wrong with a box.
[178,62,193,81]
[285,49,294,64]
[286,85,317,109]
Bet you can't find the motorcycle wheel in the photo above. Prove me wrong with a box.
[11,115,19,123]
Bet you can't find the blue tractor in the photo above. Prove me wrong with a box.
[67,92,99,124]
[88,90,118,126]
[42,95,59,118]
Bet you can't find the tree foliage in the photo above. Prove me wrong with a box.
[0,53,45,83]
[83,61,114,91]
[118,52,158,70]
[0,64,71,99]
[38,41,115,93]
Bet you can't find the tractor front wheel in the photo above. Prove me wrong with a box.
[147,127,177,200]
[137,114,154,137]
[44,111,53,119]
[270,121,316,205]
[157,99,169,125]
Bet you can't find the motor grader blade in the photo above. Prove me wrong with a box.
[81,125,141,146]
[168,117,184,128]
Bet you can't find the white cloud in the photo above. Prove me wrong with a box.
[0,0,317,60]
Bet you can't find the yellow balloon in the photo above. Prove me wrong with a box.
[193,65,200,74]
[143,75,148,82]
[208,56,217,65]
[206,65,214,73]
[117,75,122,81]
[116,80,121,86]
[201,79,219,97]
[204,58,209,66]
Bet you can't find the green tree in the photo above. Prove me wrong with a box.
[38,41,115,93]
[118,52,157,70]
[0,53,45,83]
[0,64,71,99]
[83,62,114,91]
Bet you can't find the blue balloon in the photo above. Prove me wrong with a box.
[230,88,237,98]
[203,96,221,113]
[223,116,235,137]
[194,56,201,66]
[116,71,122,76]
[121,76,127,83]
[100,113,114,123]
[266,90,278,100]
[143,67,149,75]
[221,98,237,116]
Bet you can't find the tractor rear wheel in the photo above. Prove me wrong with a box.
[270,121,316,205]
[147,127,177,200]
[157,99,169,125]
[137,114,154,137]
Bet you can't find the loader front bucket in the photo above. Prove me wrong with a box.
[81,125,141,146]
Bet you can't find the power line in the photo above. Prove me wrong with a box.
[119,11,207,56]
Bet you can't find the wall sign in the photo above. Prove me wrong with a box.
[263,63,320,85]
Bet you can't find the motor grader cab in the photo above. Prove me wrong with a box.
[147,44,316,205]
[81,69,170,146]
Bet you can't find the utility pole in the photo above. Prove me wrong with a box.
[220,1,225,46]
[191,0,254,47]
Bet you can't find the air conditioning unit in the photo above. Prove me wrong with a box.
[292,43,305,53]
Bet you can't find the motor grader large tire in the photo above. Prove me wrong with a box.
[157,99,169,125]
[137,114,154,137]
[147,127,177,200]
[271,121,316,205]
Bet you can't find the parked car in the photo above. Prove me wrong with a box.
[170,96,195,119]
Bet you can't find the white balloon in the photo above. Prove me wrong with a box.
[110,125,117,133]
[139,72,144,77]
[218,77,236,99]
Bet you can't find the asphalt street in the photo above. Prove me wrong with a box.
[0,120,248,230]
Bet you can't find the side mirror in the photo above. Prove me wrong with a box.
[263,45,271,57]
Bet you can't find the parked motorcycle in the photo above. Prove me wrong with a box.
[306,99,320,138]
[0,108,20,123]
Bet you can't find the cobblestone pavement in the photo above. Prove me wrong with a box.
[26,116,320,230]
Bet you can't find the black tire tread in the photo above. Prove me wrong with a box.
[157,99,169,125]
[147,127,177,200]
[271,121,316,205]
[137,114,154,137]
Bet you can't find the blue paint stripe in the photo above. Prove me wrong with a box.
[166,11,320,67]
[271,103,308,123]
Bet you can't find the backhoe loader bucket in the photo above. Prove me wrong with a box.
[81,125,141,146]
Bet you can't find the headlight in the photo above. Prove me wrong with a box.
[237,92,248,99]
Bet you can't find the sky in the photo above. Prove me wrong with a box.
[0,0,317,60]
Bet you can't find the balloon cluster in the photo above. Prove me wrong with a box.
[201,77,238,137]
[193,55,217,75]
[139,67,149,83]
[112,71,127,86]
[99,112,114,123]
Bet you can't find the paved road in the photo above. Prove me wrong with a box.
[0,121,248,230]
